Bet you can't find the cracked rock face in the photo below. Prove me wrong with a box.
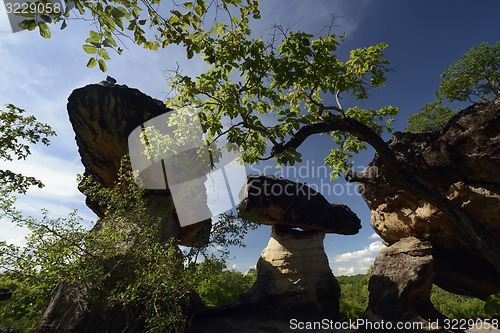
[365,237,436,320]
[361,100,500,299]
[67,84,211,246]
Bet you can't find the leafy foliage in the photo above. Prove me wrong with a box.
[438,42,500,103]
[0,104,55,193]
[167,27,398,178]
[430,285,486,319]
[337,274,369,320]
[406,100,457,133]
[18,0,260,68]
[0,212,88,332]
[24,0,399,179]
[195,259,255,306]
[0,104,55,331]
[337,273,488,320]
[484,292,500,317]
[1,155,258,332]
[407,42,500,133]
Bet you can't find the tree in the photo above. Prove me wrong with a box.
[406,100,456,133]
[438,42,500,103]
[1,155,257,332]
[195,259,255,306]
[22,0,500,282]
[407,42,500,133]
[160,20,500,274]
[0,104,55,331]
[0,104,55,194]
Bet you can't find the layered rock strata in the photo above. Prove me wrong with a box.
[66,84,211,246]
[364,238,442,322]
[188,175,362,332]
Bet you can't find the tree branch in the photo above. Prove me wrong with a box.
[271,114,500,274]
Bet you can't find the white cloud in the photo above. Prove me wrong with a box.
[336,266,355,275]
[368,232,381,240]
[0,218,30,247]
[259,0,375,43]
[0,5,11,33]
[334,240,384,262]
[331,240,386,276]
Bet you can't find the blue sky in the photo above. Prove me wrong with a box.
[1,0,499,275]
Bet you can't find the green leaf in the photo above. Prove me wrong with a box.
[98,59,107,72]
[60,20,67,30]
[40,15,52,23]
[37,21,51,39]
[98,48,111,60]
[21,19,37,31]
[82,44,97,54]
[195,4,203,16]
[485,293,500,316]
[169,15,180,24]
[86,58,97,68]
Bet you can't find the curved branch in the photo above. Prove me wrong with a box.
[272,115,500,274]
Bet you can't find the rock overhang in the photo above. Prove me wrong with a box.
[238,174,362,235]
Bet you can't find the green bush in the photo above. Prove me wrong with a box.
[337,274,369,320]
[195,262,256,306]
[431,285,486,319]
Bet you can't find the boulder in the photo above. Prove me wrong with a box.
[239,175,361,234]
[37,283,91,333]
[361,100,500,299]
[364,237,440,321]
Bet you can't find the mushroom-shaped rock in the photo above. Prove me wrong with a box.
[239,174,361,235]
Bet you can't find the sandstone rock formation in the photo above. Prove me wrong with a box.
[363,237,444,328]
[37,283,91,332]
[67,83,211,246]
[188,175,361,332]
[37,84,212,333]
[361,100,500,299]
[241,225,342,319]
[239,175,361,234]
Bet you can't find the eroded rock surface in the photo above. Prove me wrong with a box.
[37,283,91,333]
[239,175,361,234]
[364,237,441,322]
[188,175,361,332]
[362,100,500,299]
[67,84,211,246]
[241,225,341,319]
